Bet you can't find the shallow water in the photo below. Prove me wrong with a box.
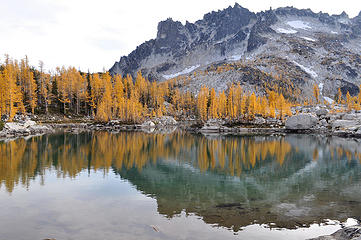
[0,131,360,240]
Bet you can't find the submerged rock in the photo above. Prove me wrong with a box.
[308,225,361,240]
[285,114,318,130]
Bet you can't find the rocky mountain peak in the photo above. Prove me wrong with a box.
[340,11,349,18]
[155,18,187,56]
[354,11,361,21]
[156,18,183,40]
[109,4,361,100]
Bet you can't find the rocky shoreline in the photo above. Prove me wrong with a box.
[0,118,54,140]
[1,106,361,139]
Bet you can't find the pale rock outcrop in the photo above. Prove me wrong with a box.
[152,116,178,126]
[285,114,318,130]
[332,120,359,130]
[200,119,226,133]
[141,121,156,128]
[316,108,329,117]
[1,120,52,137]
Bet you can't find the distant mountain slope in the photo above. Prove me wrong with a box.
[110,4,361,99]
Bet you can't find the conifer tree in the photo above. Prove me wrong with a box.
[88,73,102,117]
[346,91,352,111]
[234,83,242,118]
[171,89,181,112]
[227,84,235,119]
[313,84,320,104]
[20,57,37,114]
[113,75,125,119]
[260,96,268,117]
[73,69,87,115]
[42,73,52,114]
[240,95,247,118]
[218,91,227,118]
[96,73,113,122]
[269,105,276,118]
[248,93,257,120]
[197,86,209,121]
[277,94,286,119]
[337,88,342,104]
[38,61,52,114]
[1,57,24,120]
[208,88,218,119]
[134,71,148,104]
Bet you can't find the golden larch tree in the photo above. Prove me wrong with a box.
[218,91,227,118]
[208,88,218,119]
[313,84,320,104]
[96,73,113,122]
[197,86,209,121]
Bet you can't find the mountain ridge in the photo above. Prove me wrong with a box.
[110,4,361,99]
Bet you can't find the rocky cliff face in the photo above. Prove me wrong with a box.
[110,4,256,77]
[110,4,361,99]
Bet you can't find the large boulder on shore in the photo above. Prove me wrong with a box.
[332,120,360,130]
[200,119,226,133]
[285,114,318,130]
[152,116,178,126]
[4,122,26,132]
[23,120,36,128]
[316,108,329,117]
[141,120,156,128]
[2,120,52,137]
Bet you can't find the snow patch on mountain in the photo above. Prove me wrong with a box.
[163,65,200,79]
[324,96,334,104]
[338,18,351,25]
[229,55,243,61]
[215,39,226,44]
[319,83,324,93]
[276,28,298,34]
[293,61,318,78]
[301,36,316,42]
[287,20,312,30]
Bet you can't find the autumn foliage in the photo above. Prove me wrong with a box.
[195,84,292,121]
[1,55,360,123]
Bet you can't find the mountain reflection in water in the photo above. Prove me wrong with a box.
[0,131,360,233]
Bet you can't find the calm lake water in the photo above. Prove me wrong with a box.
[0,131,360,240]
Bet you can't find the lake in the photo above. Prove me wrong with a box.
[0,131,360,240]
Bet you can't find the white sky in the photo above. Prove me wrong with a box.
[0,0,360,73]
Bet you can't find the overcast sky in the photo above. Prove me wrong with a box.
[0,0,360,72]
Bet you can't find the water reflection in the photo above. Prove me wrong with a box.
[0,132,360,232]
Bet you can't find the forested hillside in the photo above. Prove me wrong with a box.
[1,55,360,123]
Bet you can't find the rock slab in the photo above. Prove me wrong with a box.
[285,114,318,130]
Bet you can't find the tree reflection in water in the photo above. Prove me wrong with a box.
[0,131,360,231]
